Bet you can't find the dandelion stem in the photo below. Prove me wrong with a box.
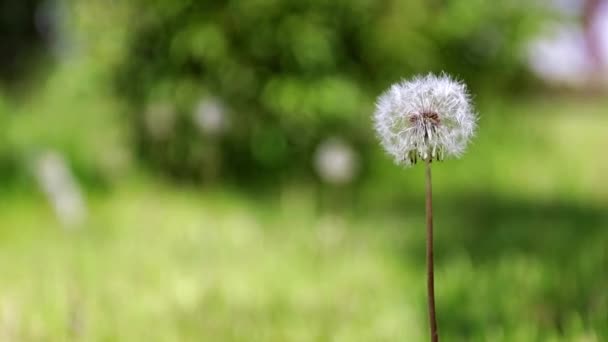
[425,158,439,342]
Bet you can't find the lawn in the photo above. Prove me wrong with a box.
[0,97,607,341]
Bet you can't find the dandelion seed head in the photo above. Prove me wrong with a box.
[145,102,176,141]
[34,151,87,228]
[373,73,477,167]
[314,137,359,185]
[193,97,229,136]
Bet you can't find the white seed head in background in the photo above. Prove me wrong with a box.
[193,97,229,136]
[35,151,87,228]
[144,102,176,141]
[373,73,477,167]
[314,137,359,185]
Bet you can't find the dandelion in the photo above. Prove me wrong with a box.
[373,73,477,342]
[374,73,476,166]
[34,151,87,229]
[144,102,176,141]
[193,97,229,136]
[314,137,359,186]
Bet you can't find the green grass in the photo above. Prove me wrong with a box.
[2,1,607,338]
[0,184,421,341]
[1,96,608,341]
[1,177,606,341]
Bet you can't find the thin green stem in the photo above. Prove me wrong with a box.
[425,158,439,342]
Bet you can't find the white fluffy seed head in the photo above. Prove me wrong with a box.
[373,73,477,167]
[314,137,359,185]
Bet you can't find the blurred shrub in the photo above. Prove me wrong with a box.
[0,1,134,190]
[0,0,47,82]
[115,0,542,183]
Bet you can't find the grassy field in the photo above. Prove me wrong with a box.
[1,97,607,341]
[1,183,421,341]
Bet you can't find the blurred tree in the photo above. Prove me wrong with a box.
[0,0,47,82]
[114,0,543,184]
[583,0,605,69]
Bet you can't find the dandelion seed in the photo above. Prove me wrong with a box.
[373,73,477,166]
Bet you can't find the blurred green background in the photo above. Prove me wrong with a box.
[1,0,607,340]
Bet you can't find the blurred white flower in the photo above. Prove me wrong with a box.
[314,137,359,185]
[0,297,20,341]
[35,0,80,60]
[528,26,596,87]
[35,151,87,228]
[193,97,228,136]
[527,1,608,87]
[144,102,176,141]
[373,73,477,166]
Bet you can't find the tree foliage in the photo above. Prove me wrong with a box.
[116,0,540,183]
